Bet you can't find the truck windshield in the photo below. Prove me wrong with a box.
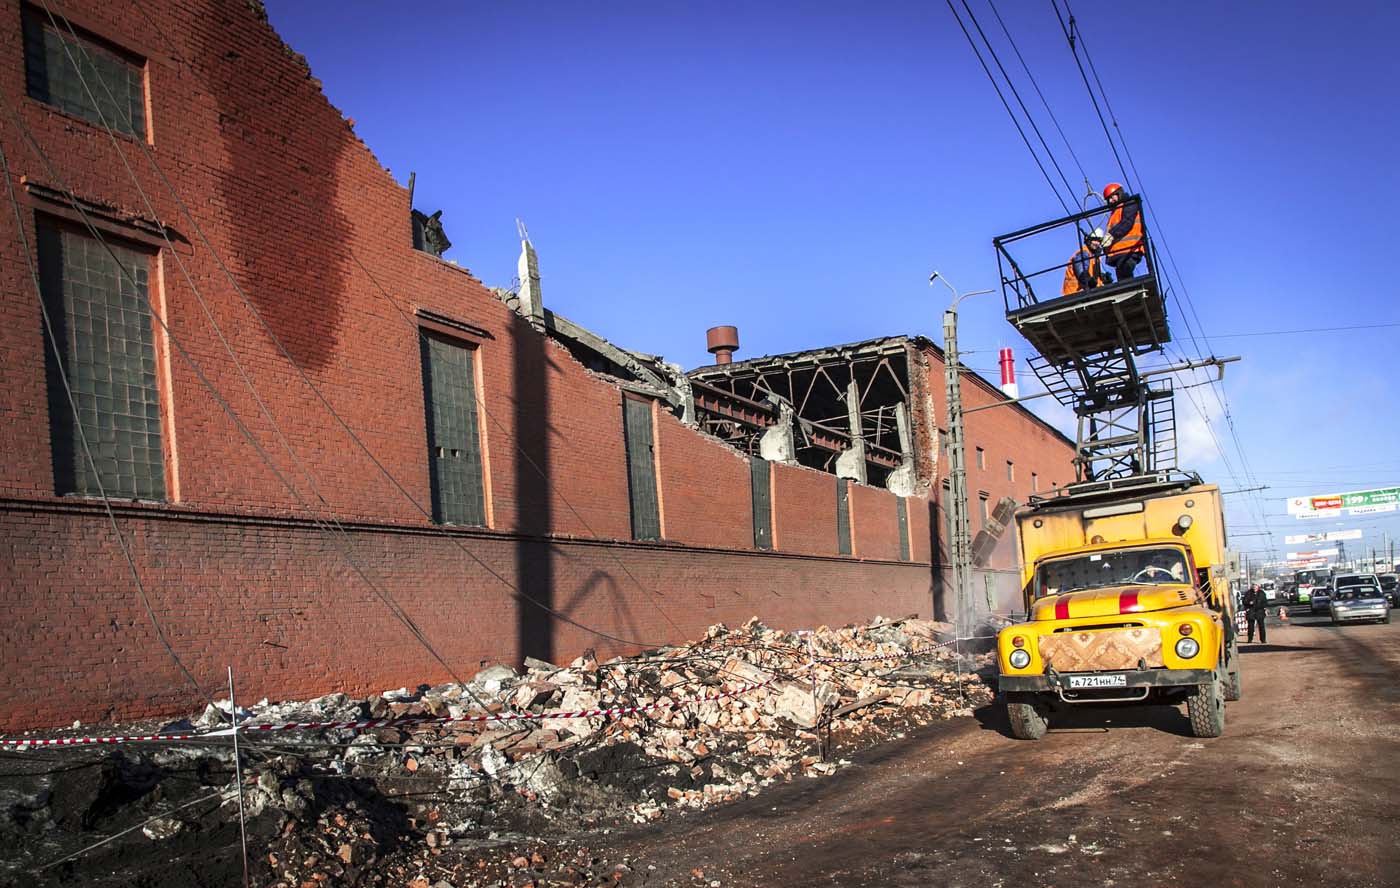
[1035,547,1188,597]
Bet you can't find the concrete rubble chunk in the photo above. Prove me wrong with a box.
[471,664,519,696]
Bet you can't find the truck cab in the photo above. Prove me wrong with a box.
[996,480,1238,740]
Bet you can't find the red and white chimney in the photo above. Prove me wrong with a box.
[999,347,1018,399]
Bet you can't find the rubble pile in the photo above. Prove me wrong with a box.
[0,616,995,888]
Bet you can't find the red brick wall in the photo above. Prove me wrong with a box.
[0,501,936,731]
[771,463,839,557]
[0,0,1071,730]
[0,0,943,731]
[851,482,902,562]
[655,412,753,551]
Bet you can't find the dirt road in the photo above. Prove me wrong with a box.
[605,611,1400,886]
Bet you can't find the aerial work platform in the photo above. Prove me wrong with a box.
[993,195,1177,483]
[1005,276,1169,368]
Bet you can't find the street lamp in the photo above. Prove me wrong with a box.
[930,272,994,641]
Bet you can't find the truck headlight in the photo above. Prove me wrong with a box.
[1175,637,1200,659]
[1009,649,1031,669]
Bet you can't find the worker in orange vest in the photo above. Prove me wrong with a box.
[1062,227,1108,296]
[1100,183,1145,281]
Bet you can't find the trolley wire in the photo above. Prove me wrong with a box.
[945,0,1074,216]
[984,0,1091,197]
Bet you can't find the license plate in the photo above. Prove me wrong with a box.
[1068,673,1128,689]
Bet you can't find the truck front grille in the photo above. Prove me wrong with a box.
[1039,627,1164,672]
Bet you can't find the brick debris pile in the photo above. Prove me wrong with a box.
[1,617,994,888]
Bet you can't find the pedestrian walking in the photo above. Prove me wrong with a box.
[1242,583,1269,643]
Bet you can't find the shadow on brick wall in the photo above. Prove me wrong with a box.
[207,44,352,372]
[513,316,554,662]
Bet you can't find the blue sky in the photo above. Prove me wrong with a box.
[264,0,1400,568]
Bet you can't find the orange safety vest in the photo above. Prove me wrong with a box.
[1107,200,1144,257]
[1062,246,1105,296]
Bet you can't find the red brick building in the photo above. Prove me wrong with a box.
[0,0,1074,730]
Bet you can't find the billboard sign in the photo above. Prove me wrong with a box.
[1286,548,1339,559]
[1349,503,1397,515]
[1288,485,1400,517]
[1285,529,1363,545]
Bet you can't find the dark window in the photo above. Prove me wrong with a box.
[1032,471,1039,492]
[975,447,985,469]
[897,496,910,561]
[836,478,852,556]
[1007,460,1015,481]
[23,8,146,139]
[979,492,990,526]
[750,457,772,550]
[38,221,163,500]
[421,332,486,526]
[623,396,661,541]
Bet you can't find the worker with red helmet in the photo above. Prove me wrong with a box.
[1062,227,1108,296]
[1100,182,1145,281]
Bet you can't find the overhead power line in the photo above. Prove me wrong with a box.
[944,0,1074,216]
[984,0,1091,196]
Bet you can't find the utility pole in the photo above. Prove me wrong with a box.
[931,272,993,640]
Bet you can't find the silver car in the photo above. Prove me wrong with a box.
[1329,574,1392,625]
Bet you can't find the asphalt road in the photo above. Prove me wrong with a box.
[610,608,1400,887]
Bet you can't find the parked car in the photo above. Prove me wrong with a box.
[1378,573,1400,607]
[1329,574,1391,625]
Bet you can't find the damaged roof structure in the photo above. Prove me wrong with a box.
[487,230,1073,499]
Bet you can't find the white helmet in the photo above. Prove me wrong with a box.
[1086,227,1106,241]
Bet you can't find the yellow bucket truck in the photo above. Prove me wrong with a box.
[996,479,1238,739]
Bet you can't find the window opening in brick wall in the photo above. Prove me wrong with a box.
[22,7,146,139]
[975,446,985,469]
[1006,460,1015,481]
[897,496,911,561]
[750,456,772,550]
[836,477,852,556]
[623,396,661,541]
[38,220,164,500]
[421,332,486,526]
[1032,471,1039,492]
[979,491,990,526]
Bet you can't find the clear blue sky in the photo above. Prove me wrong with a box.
[264,0,1400,568]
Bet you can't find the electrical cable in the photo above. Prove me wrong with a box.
[985,0,1091,194]
[945,0,1074,217]
[956,0,1079,204]
[1049,0,1130,188]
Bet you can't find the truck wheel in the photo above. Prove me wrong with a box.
[1187,678,1225,738]
[1007,702,1049,740]
[1224,669,1242,702]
